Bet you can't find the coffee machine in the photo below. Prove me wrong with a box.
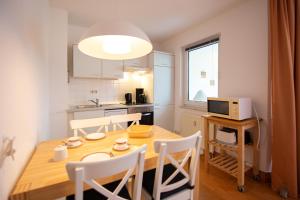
[125,93,132,104]
[136,88,146,104]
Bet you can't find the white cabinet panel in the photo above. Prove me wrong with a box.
[73,45,101,78]
[151,51,175,131]
[73,45,124,79]
[154,105,174,131]
[124,56,148,68]
[74,110,105,120]
[73,110,105,133]
[151,51,174,67]
[153,66,174,105]
[102,60,124,79]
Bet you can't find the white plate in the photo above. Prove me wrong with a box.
[66,140,82,148]
[85,132,105,140]
[67,136,80,142]
[81,152,112,162]
[113,144,130,151]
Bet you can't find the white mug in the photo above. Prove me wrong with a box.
[53,145,68,161]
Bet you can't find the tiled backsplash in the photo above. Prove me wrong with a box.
[68,72,152,105]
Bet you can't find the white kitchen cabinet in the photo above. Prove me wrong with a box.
[149,51,174,67]
[154,105,174,131]
[124,55,148,68]
[153,65,174,106]
[74,110,105,120]
[150,51,175,131]
[72,45,124,79]
[73,44,101,78]
[102,60,124,79]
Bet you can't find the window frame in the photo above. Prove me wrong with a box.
[182,35,220,110]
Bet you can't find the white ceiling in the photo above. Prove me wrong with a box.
[50,0,243,42]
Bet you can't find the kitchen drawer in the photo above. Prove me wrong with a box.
[74,110,105,120]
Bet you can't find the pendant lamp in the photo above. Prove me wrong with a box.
[78,21,153,60]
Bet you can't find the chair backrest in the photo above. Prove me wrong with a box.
[152,131,202,200]
[70,117,111,137]
[66,144,147,200]
[110,113,142,131]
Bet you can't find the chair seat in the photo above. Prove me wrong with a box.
[142,164,193,199]
[66,180,131,200]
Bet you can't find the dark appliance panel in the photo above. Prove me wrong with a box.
[127,106,154,126]
[136,88,146,104]
[207,100,229,115]
[139,112,153,125]
[125,93,132,104]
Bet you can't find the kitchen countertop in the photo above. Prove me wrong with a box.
[67,103,154,113]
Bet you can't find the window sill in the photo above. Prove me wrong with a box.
[180,105,207,112]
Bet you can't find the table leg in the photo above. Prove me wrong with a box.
[252,125,260,176]
[237,127,245,191]
[203,118,209,173]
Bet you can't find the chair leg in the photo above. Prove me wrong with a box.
[126,177,135,197]
[141,188,152,200]
[190,189,194,200]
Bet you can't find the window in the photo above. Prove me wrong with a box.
[184,37,219,108]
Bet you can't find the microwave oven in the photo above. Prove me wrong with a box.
[207,97,252,120]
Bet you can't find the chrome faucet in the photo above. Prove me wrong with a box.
[89,98,100,107]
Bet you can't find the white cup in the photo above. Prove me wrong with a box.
[115,137,128,145]
[53,145,68,161]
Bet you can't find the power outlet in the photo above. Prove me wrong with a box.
[90,89,98,94]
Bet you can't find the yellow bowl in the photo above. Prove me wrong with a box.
[127,125,153,138]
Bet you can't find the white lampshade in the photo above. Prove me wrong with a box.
[78,21,153,60]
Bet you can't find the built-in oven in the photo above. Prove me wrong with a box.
[127,106,154,126]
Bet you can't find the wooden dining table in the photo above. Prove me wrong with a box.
[9,125,200,200]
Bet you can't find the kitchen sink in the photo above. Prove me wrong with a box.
[75,104,100,109]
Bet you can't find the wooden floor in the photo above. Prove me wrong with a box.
[198,157,284,200]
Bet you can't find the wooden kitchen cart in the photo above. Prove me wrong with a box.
[202,115,260,192]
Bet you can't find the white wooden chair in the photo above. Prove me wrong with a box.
[66,144,147,200]
[70,117,111,137]
[142,131,202,200]
[110,113,142,131]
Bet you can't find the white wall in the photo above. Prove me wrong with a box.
[160,0,271,172]
[49,8,69,139]
[0,0,50,199]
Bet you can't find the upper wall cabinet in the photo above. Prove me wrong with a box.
[124,56,148,68]
[73,44,101,78]
[149,51,174,67]
[73,45,124,79]
[102,60,124,79]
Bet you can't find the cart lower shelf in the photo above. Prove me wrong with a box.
[208,154,251,178]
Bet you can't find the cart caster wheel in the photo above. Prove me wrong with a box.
[237,186,245,192]
[253,174,260,181]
